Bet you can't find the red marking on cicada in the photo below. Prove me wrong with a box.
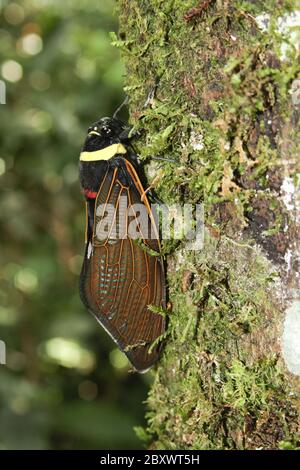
[84,189,98,199]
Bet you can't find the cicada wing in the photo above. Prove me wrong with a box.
[80,159,166,371]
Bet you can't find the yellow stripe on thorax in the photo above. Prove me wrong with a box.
[80,143,127,162]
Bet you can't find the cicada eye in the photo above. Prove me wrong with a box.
[87,125,101,137]
[102,125,112,135]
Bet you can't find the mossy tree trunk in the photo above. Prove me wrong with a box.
[116,0,300,449]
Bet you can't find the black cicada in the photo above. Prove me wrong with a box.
[79,117,166,372]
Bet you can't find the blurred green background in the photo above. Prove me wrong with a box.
[0,0,149,450]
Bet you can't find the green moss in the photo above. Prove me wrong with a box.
[222,357,282,412]
[279,439,300,450]
[142,238,298,449]
[117,0,300,449]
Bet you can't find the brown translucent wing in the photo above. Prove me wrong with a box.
[80,159,166,372]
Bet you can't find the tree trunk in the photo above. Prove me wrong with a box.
[116,0,300,449]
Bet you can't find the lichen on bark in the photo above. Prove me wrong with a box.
[116,0,300,449]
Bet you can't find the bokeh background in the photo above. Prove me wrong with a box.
[0,0,149,450]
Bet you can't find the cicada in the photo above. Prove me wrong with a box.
[79,117,166,372]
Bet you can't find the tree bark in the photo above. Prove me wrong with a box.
[117,0,300,449]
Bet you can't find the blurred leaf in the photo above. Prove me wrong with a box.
[55,402,140,449]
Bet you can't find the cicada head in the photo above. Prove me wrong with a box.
[82,117,130,152]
